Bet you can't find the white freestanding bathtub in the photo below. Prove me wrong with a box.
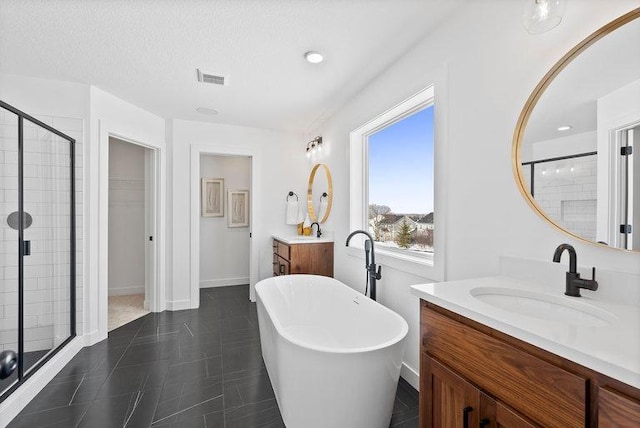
[255,274,408,428]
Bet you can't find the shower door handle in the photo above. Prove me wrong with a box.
[22,240,31,256]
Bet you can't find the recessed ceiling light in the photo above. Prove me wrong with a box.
[304,51,324,64]
[196,107,219,115]
[557,125,572,131]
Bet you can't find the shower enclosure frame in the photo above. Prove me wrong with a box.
[521,150,597,197]
[0,100,76,403]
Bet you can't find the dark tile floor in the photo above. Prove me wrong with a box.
[1,349,49,394]
[8,285,419,427]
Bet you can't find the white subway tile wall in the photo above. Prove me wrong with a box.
[534,156,597,241]
[0,110,83,362]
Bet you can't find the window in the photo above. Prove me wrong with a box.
[350,86,435,266]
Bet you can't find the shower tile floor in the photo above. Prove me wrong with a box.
[8,285,419,428]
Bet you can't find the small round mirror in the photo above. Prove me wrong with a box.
[307,163,333,223]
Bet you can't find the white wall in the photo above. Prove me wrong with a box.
[108,137,146,296]
[526,130,597,161]
[199,155,250,288]
[306,1,640,388]
[169,119,304,308]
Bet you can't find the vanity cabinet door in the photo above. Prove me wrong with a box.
[272,255,289,276]
[422,355,480,428]
[274,240,290,260]
[598,388,640,427]
[480,393,540,428]
[279,259,290,275]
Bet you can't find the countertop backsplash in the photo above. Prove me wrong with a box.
[499,255,640,307]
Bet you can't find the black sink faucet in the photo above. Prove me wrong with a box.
[310,222,322,238]
[552,243,598,297]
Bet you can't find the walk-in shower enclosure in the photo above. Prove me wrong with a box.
[0,100,76,401]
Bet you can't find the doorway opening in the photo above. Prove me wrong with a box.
[190,144,260,307]
[107,137,156,331]
[199,154,251,290]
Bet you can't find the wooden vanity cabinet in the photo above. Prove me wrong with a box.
[480,393,539,428]
[272,239,333,277]
[420,301,640,428]
[598,388,640,427]
[423,354,480,428]
[423,354,538,428]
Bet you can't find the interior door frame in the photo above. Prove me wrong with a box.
[606,121,640,248]
[190,143,260,307]
[144,148,157,310]
[97,127,164,340]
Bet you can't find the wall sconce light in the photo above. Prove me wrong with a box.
[523,0,566,34]
[305,136,323,158]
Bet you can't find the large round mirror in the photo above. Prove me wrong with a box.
[307,163,333,223]
[513,7,640,251]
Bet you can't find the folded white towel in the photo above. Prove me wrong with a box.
[285,199,299,225]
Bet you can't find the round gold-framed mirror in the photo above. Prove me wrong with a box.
[307,163,333,223]
[512,7,640,252]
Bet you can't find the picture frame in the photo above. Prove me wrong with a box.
[227,189,249,227]
[201,178,224,217]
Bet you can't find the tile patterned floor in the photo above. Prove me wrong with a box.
[0,350,49,396]
[8,285,419,427]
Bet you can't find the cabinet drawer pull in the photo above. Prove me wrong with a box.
[479,418,490,428]
[463,406,473,428]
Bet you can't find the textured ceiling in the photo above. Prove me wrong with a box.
[0,0,461,132]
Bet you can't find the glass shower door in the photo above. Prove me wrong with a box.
[21,119,73,375]
[0,100,75,402]
[0,109,19,395]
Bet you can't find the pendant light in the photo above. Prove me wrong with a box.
[523,0,567,34]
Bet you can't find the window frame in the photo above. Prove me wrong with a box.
[349,85,443,280]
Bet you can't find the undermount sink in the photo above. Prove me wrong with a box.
[470,287,617,327]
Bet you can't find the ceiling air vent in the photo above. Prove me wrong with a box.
[197,69,229,86]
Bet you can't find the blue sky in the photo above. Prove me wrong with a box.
[368,105,434,214]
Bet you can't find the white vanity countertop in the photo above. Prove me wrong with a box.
[411,276,640,389]
[272,234,334,244]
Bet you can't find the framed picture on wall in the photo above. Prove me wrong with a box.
[228,190,249,227]
[201,178,224,217]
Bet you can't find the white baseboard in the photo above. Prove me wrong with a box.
[166,299,191,311]
[200,277,249,288]
[84,329,107,347]
[143,299,150,311]
[401,362,419,391]
[0,336,84,427]
[108,285,145,296]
